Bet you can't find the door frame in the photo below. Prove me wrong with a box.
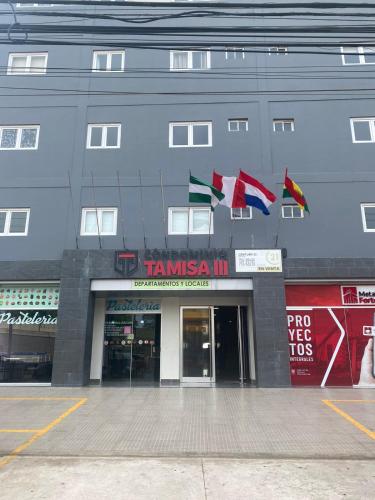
[180,306,216,384]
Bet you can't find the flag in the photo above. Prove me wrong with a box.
[283,169,309,213]
[239,170,277,215]
[189,174,224,209]
[212,171,246,208]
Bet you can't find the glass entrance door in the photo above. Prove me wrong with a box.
[181,307,215,383]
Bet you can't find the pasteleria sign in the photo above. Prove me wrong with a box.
[106,298,161,314]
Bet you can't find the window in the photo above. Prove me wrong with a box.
[7,53,48,75]
[228,119,248,132]
[16,3,55,7]
[0,209,30,236]
[80,208,118,236]
[168,207,213,234]
[225,47,245,60]
[170,50,210,70]
[282,205,304,219]
[269,47,288,55]
[231,207,252,220]
[341,46,375,65]
[87,124,121,149]
[0,126,39,150]
[361,204,375,232]
[92,51,125,72]
[169,122,212,147]
[273,119,294,132]
[350,118,375,143]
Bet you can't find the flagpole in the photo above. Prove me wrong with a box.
[208,206,212,248]
[160,169,168,249]
[91,171,102,250]
[138,169,147,249]
[274,168,287,248]
[116,170,126,248]
[187,171,191,249]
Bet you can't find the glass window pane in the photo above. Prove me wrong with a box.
[171,210,188,233]
[20,128,37,148]
[101,211,115,233]
[192,124,209,145]
[192,210,209,232]
[365,207,375,229]
[0,212,6,233]
[353,121,372,141]
[1,129,17,148]
[89,127,103,147]
[283,206,292,218]
[232,208,241,218]
[172,125,189,146]
[284,122,293,132]
[364,47,375,64]
[242,207,251,218]
[95,54,108,71]
[273,122,283,132]
[84,211,98,233]
[29,56,46,72]
[10,56,27,73]
[173,52,188,69]
[238,121,247,131]
[192,51,207,69]
[343,48,361,64]
[9,211,27,233]
[106,126,119,147]
[229,121,238,132]
[110,53,123,71]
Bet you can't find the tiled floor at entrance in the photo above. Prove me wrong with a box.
[0,387,374,459]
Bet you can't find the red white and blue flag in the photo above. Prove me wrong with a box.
[212,171,246,208]
[239,170,277,215]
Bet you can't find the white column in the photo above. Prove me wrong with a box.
[90,297,106,382]
[160,297,180,382]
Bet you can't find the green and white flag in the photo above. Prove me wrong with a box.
[189,174,224,209]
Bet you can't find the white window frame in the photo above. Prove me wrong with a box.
[228,119,248,132]
[0,209,30,236]
[7,52,48,75]
[0,125,40,150]
[268,47,288,55]
[86,123,121,149]
[350,118,375,143]
[169,50,211,71]
[273,119,295,132]
[80,208,118,236]
[341,46,375,65]
[360,203,375,232]
[168,207,213,235]
[225,47,245,60]
[169,121,212,148]
[16,3,56,7]
[230,207,252,220]
[282,205,304,219]
[92,50,125,72]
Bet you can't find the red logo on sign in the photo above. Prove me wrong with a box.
[342,286,358,305]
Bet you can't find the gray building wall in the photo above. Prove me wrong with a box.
[0,1,374,387]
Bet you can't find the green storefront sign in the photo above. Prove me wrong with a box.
[131,279,211,290]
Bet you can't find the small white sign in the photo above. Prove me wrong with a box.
[363,325,375,336]
[235,249,282,273]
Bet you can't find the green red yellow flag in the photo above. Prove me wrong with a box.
[283,169,309,213]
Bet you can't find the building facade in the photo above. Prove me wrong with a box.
[0,1,374,387]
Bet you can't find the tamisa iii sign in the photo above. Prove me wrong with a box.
[235,250,282,273]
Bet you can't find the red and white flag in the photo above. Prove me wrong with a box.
[212,171,246,208]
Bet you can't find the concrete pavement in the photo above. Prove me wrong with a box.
[0,387,374,499]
